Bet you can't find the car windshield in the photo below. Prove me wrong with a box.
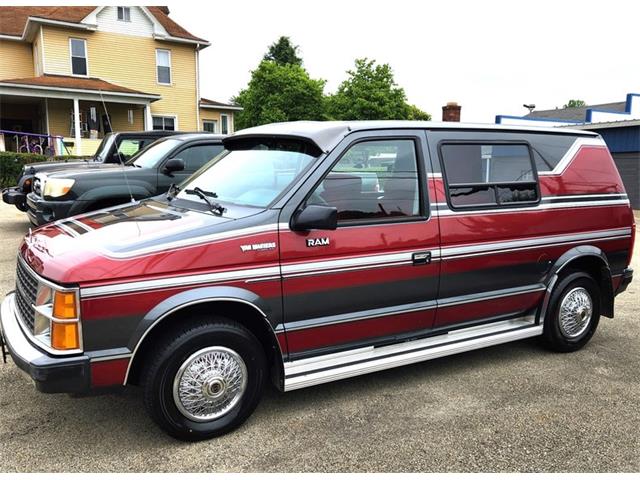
[94,133,115,162]
[127,138,182,169]
[176,140,319,208]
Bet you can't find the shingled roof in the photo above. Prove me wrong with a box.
[0,74,160,98]
[0,6,206,43]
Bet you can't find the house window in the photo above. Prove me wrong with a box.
[220,114,230,134]
[117,6,131,22]
[127,109,134,125]
[70,38,88,76]
[152,116,176,131]
[156,49,172,85]
[440,143,539,209]
[203,120,217,133]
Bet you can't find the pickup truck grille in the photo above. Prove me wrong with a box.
[15,258,37,331]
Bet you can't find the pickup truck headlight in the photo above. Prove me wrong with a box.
[33,283,81,351]
[43,178,75,198]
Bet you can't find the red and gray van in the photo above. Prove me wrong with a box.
[0,121,634,440]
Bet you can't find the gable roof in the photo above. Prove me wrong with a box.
[525,101,627,121]
[0,6,207,43]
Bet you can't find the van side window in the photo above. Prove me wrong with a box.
[307,139,421,222]
[440,143,538,209]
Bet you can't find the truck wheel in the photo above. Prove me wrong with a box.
[142,317,266,441]
[16,200,28,212]
[541,271,601,352]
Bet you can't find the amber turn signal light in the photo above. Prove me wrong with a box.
[51,321,80,350]
[53,291,77,319]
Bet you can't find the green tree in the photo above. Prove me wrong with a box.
[327,58,430,121]
[563,99,587,108]
[406,103,431,120]
[234,61,326,129]
[263,36,303,66]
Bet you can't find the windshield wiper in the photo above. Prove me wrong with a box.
[184,187,226,215]
[167,183,181,200]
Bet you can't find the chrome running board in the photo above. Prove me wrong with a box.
[283,316,542,391]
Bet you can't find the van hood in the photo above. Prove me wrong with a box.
[20,198,279,284]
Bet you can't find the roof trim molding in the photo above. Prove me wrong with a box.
[5,16,98,42]
[0,82,161,104]
[199,103,243,111]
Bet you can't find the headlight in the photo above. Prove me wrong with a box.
[43,178,75,198]
[33,283,81,351]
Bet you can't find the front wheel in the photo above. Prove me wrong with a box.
[541,271,601,352]
[142,317,267,441]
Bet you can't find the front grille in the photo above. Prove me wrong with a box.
[15,258,37,331]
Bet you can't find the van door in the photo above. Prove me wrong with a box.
[279,130,441,359]
[428,130,547,328]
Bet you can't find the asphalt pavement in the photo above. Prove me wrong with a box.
[0,201,638,472]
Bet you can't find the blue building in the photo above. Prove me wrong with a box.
[496,94,640,208]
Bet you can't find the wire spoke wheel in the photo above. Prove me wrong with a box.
[558,287,593,338]
[172,346,248,422]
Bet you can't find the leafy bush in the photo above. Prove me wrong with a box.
[0,152,85,188]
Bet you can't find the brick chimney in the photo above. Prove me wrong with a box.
[442,102,461,122]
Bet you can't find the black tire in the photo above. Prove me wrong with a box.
[16,200,28,212]
[541,271,601,352]
[142,316,266,441]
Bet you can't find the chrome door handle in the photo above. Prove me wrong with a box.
[412,251,431,265]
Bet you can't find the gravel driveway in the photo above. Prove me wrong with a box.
[0,202,638,472]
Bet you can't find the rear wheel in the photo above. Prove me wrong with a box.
[541,271,600,352]
[142,317,266,441]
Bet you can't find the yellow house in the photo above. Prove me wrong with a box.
[0,6,239,155]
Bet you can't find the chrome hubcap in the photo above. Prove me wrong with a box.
[173,346,247,422]
[559,287,593,338]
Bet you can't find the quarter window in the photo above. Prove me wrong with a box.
[440,143,538,209]
[70,38,87,76]
[117,6,131,21]
[156,49,171,85]
[307,139,421,222]
[152,116,175,131]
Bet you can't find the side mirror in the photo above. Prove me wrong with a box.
[162,158,185,175]
[291,205,337,231]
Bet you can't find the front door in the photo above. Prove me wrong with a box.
[279,131,440,359]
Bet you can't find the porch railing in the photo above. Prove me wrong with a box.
[0,129,72,156]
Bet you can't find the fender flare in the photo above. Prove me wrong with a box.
[539,245,614,323]
[123,286,281,385]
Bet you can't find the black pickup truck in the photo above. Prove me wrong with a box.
[2,130,179,212]
[26,133,225,225]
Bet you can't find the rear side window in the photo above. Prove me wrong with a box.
[440,143,539,209]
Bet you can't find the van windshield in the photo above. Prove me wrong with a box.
[176,139,318,208]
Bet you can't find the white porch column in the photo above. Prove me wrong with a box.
[73,97,82,155]
[144,103,153,131]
